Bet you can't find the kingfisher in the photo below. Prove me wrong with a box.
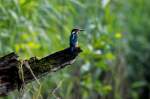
[69,28,84,52]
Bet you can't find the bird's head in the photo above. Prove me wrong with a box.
[71,28,84,34]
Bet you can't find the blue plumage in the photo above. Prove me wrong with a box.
[69,28,84,52]
[70,32,78,52]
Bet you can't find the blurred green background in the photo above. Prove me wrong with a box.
[0,0,150,99]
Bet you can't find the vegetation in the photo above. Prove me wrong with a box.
[0,0,149,99]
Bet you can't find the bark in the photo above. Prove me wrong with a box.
[0,47,82,96]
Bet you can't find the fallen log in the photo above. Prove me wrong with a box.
[0,47,82,96]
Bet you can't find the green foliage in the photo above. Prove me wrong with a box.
[0,0,149,99]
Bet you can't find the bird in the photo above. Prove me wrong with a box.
[69,28,84,52]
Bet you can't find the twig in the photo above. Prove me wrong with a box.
[51,80,64,99]
[24,61,41,85]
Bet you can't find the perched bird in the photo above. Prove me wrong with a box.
[69,28,84,52]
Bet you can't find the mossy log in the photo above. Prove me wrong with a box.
[0,47,82,96]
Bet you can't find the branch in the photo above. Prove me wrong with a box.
[0,47,82,96]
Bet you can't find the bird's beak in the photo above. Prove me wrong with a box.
[77,29,84,33]
[79,29,84,31]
